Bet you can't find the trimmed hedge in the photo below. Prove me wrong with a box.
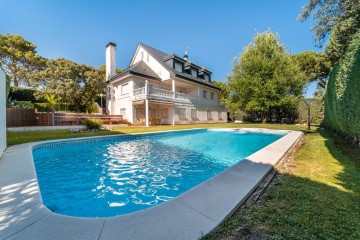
[8,87,39,102]
[324,29,360,143]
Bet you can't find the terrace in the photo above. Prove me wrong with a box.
[133,85,222,107]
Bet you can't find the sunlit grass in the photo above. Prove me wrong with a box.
[206,129,360,239]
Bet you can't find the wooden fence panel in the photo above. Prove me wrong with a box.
[6,109,123,127]
[35,112,53,126]
[6,108,35,127]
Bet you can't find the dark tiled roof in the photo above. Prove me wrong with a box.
[163,53,187,63]
[108,60,161,83]
[138,42,220,90]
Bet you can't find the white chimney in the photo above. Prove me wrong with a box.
[106,42,116,80]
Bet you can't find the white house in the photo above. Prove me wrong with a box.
[105,42,227,126]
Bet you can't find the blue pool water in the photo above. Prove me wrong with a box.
[32,129,285,217]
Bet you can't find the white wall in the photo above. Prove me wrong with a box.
[106,44,116,79]
[131,46,171,80]
[112,78,133,120]
[0,68,6,157]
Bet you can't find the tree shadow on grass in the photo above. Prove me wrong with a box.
[205,129,360,240]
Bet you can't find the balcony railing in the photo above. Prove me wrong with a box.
[133,86,223,107]
[133,87,145,96]
[150,87,174,98]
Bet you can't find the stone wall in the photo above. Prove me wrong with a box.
[0,68,6,157]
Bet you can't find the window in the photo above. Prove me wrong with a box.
[150,109,156,118]
[141,52,144,60]
[147,53,149,62]
[120,108,126,116]
[174,62,183,72]
[191,69,198,77]
[161,108,168,118]
[204,74,210,82]
[136,108,145,119]
[218,111,223,119]
[191,109,197,119]
[210,92,215,100]
[114,86,120,96]
[121,83,129,95]
[178,108,186,119]
[203,90,208,99]
[207,110,212,119]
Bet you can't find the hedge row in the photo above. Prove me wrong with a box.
[324,30,360,142]
[8,87,43,102]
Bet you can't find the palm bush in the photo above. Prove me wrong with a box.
[83,118,103,130]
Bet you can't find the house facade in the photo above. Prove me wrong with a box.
[105,42,227,126]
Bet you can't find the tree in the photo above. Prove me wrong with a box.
[0,34,46,86]
[213,80,242,120]
[32,58,106,112]
[291,51,331,82]
[291,51,332,93]
[212,80,231,108]
[44,93,61,112]
[228,31,306,123]
[99,64,122,78]
[298,0,360,47]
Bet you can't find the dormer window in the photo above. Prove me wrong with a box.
[191,68,198,78]
[174,61,183,72]
[199,68,212,81]
[204,74,210,82]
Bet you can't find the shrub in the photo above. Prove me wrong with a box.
[13,101,34,109]
[34,103,75,112]
[83,118,103,130]
[324,29,360,143]
[8,87,39,102]
[5,73,11,98]
[86,102,100,114]
[33,103,49,112]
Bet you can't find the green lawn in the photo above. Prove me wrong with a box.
[205,128,360,239]
[6,123,360,239]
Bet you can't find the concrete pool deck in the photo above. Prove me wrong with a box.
[0,128,303,240]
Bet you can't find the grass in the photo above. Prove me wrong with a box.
[6,123,360,239]
[7,123,304,146]
[205,129,360,240]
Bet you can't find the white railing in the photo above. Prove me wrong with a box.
[132,86,221,106]
[150,87,175,98]
[175,92,188,100]
[133,87,145,96]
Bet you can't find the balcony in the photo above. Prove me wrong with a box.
[133,86,221,106]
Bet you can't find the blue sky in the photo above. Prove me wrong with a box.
[0,0,320,96]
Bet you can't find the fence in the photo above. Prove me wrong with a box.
[6,108,123,127]
[6,108,35,127]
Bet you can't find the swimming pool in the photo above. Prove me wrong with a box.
[32,129,286,217]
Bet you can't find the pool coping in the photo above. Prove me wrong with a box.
[0,128,303,240]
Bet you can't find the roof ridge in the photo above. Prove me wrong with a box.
[139,42,169,56]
